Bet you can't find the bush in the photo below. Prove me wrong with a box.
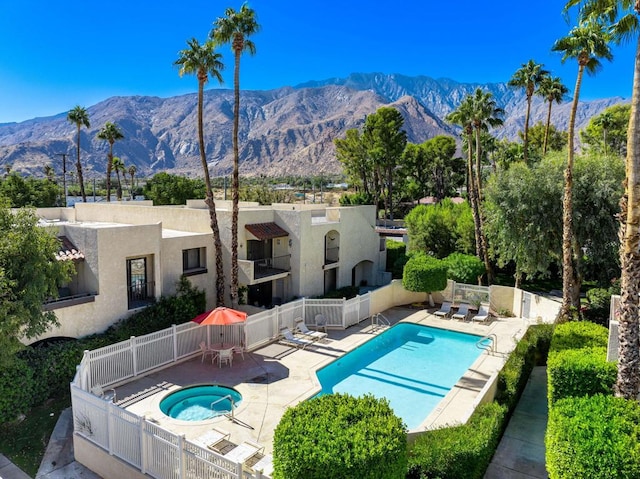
[0,357,37,422]
[547,347,616,405]
[583,287,612,326]
[386,240,406,272]
[549,321,608,353]
[321,286,360,299]
[407,402,507,479]
[273,394,407,479]
[443,253,485,284]
[403,253,448,295]
[546,395,640,479]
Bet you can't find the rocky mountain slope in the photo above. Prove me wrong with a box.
[0,73,626,178]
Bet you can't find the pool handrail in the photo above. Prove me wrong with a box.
[210,394,235,419]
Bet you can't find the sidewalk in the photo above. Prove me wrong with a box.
[484,366,549,479]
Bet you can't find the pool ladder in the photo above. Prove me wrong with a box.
[371,313,391,332]
[476,334,497,355]
[210,394,235,420]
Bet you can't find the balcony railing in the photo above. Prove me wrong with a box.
[128,281,155,309]
[44,292,97,311]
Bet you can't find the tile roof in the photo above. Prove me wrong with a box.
[245,222,289,240]
[56,236,85,261]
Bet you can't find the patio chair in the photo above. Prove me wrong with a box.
[295,318,328,340]
[200,341,217,364]
[193,427,231,451]
[314,313,328,332]
[452,303,470,321]
[434,302,452,318]
[279,327,315,349]
[218,348,234,368]
[471,304,490,323]
[232,344,245,360]
[224,440,264,465]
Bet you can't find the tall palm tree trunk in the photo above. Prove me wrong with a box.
[466,134,482,260]
[560,65,583,321]
[474,130,492,283]
[543,100,553,155]
[75,126,87,202]
[523,97,532,165]
[197,78,225,307]
[230,48,241,306]
[616,34,640,399]
[106,148,113,202]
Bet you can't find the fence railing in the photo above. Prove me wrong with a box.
[451,282,490,306]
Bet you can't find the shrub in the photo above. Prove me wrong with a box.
[549,321,608,353]
[0,357,36,422]
[546,395,640,479]
[273,394,407,479]
[583,287,612,326]
[547,347,616,405]
[321,286,360,299]
[407,402,507,479]
[403,253,448,296]
[386,240,406,272]
[443,252,485,284]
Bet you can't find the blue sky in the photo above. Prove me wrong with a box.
[0,0,636,124]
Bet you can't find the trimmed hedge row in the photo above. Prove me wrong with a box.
[548,321,608,353]
[546,395,640,479]
[273,394,407,479]
[0,282,205,423]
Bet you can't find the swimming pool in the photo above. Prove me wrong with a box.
[160,385,242,421]
[315,323,486,429]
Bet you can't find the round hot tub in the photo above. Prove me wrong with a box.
[160,385,242,421]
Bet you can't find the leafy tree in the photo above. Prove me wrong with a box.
[552,17,613,319]
[176,36,226,307]
[521,122,567,153]
[96,122,124,202]
[143,172,206,205]
[67,105,90,202]
[335,128,371,196]
[0,201,74,362]
[508,60,550,164]
[536,75,569,155]
[443,252,486,284]
[403,252,448,306]
[0,173,62,207]
[212,4,260,307]
[580,103,630,157]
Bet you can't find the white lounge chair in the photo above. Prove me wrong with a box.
[218,347,234,367]
[224,440,264,464]
[193,427,231,451]
[279,327,315,349]
[434,302,452,318]
[452,303,470,321]
[295,318,328,340]
[199,341,217,364]
[250,453,273,475]
[471,304,490,323]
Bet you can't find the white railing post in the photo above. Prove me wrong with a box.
[107,401,115,455]
[342,297,347,328]
[140,417,148,475]
[172,324,178,362]
[178,434,186,478]
[236,461,243,478]
[130,336,138,377]
[82,350,91,391]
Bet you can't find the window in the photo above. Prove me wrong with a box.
[183,247,207,275]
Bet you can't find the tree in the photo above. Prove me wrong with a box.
[112,156,125,201]
[96,122,124,202]
[552,17,613,320]
[580,103,630,156]
[521,122,568,153]
[402,252,449,306]
[212,4,260,306]
[176,36,227,306]
[128,164,137,200]
[536,76,569,154]
[508,60,550,164]
[0,173,62,207]
[0,201,74,362]
[335,128,372,196]
[143,172,206,206]
[67,105,90,202]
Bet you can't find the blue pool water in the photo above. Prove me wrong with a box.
[160,385,242,421]
[315,323,485,429]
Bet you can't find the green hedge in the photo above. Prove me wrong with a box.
[386,240,406,273]
[547,347,616,405]
[406,402,508,479]
[402,253,448,295]
[549,321,608,353]
[443,253,485,284]
[546,394,640,479]
[273,394,407,479]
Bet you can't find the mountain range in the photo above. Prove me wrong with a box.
[0,73,626,178]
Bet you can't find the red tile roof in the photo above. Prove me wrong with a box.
[245,222,289,240]
[56,236,85,261]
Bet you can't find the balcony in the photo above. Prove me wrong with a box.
[44,291,97,311]
[239,255,291,285]
[128,281,156,309]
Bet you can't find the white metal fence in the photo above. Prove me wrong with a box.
[451,282,490,305]
[71,294,371,479]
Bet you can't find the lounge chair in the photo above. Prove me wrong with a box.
[249,453,273,475]
[434,302,452,318]
[295,318,328,340]
[193,427,231,451]
[452,303,470,321]
[279,327,315,349]
[199,341,217,364]
[471,304,490,323]
[224,440,264,464]
[218,347,233,367]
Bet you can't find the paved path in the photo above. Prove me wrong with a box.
[484,366,549,479]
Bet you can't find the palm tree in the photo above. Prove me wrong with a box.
[536,76,569,155]
[112,156,125,201]
[128,165,137,200]
[175,37,226,306]
[212,4,260,306]
[96,122,124,202]
[593,110,615,155]
[564,0,640,399]
[552,18,613,321]
[508,60,550,165]
[67,105,90,202]
[43,164,55,182]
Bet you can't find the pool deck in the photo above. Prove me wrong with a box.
[113,306,530,454]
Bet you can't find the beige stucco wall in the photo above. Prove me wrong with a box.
[370,280,428,315]
[74,434,148,479]
[490,285,516,316]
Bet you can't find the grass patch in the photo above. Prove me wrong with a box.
[0,393,70,476]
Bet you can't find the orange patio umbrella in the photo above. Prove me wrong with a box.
[192,307,247,326]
